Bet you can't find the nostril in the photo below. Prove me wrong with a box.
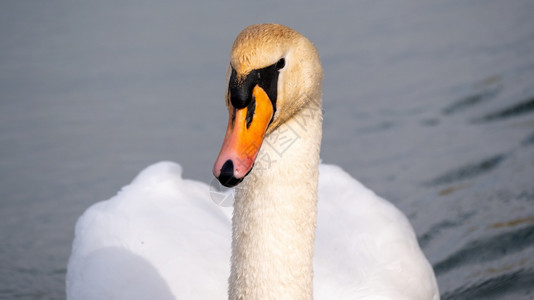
[218,160,243,188]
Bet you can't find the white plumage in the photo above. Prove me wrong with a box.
[67,161,439,299]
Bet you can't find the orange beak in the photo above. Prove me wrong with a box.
[213,85,274,187]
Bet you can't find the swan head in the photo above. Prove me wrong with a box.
[213,24,322,187]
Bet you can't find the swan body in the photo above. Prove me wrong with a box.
[67,162,438,299]
[67,24,439,299]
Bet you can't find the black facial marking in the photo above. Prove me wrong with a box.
[228,60,283,117]
[245,96,256,129]
[232,107,237,124]
[229,68,255,109]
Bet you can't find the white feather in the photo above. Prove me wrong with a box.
[67,161,439,299]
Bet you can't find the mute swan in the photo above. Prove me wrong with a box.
[67,24,439,299]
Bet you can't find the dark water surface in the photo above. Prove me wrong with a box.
[1,1,533,299]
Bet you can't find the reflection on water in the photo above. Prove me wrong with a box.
[1,0,534,299]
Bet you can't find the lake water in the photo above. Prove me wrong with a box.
[1,0,533,299]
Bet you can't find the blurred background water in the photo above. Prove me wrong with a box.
[1,0,533,299]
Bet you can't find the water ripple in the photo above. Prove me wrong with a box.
[476,96,534,123]
[427,154,506,186]
[521,131,534,146]
[441,269,534,300]
[443,85,502,115]
[419,212,475,249]
[433,224,534,276]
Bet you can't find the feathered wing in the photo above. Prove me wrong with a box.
[314,164,439,300]
[66,162,231,300]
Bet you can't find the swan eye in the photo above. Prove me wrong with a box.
[275,58,285,70]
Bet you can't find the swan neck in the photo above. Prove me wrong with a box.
[230,99,322,299]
